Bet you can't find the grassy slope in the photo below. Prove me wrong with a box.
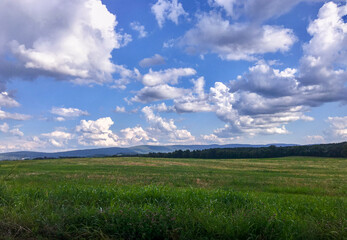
[0,157,346,239]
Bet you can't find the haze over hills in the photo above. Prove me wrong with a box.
[0,144,296,161]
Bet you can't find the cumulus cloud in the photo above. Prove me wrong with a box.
[0,137,46,153]
[151,0,187,28]
[132,84,189,103]
[325,116,347,141]
[0,123,24,136]
[111,65,141,90]
[163,77,312,139]
[132,67,196,103]
[229,2,347,111]
[114,106,126,113]
[173,77,214,113]
[74,114,193,147]
[120,126,157,145]
[55,117,66,122]
[297,1,347,104]
[142,106,195,143]
[9,128,24,137]
[179,12,296,61]
[140,78,213,114]
[142,68,196,86]
[76,117,120,147]
[51,107,89,118]
[208,82,309,136]
[231,62,298,98]
[209,0,237,16]
[0,123,10,133]
[0,0,130,85]
[139,54,166,68]
[150,102,175,113]
[130,22,148,38]
[41,130,73,147]
[0,92,29,122]
[0,92,19,108]
[193,2,346,142]
[130,28,346,141]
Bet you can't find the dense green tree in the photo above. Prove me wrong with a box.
[142,142,347,159]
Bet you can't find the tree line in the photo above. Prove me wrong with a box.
[142,142,347,159]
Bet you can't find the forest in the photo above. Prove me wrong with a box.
[143,142,347,159]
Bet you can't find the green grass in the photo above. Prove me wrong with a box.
[0,157,346,239]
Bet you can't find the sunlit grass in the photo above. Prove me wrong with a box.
[0,156,346,239]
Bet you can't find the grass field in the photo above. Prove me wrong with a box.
[0,156,346,239]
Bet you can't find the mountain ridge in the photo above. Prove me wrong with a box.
[0,143,296,161]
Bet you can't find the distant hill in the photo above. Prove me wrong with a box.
[0,143,296,161]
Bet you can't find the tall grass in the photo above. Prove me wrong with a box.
[1,184,345,239]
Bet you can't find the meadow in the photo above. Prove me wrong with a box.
[0,156,346,239]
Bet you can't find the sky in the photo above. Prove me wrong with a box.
[0,0,346,152]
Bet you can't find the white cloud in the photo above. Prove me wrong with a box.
[231,61,299,98]
[115,106,126,113]
[163,39,175,48]
[151,0,187,28]
[0,123,9,133]
[142,106,195,143]
[112,65,141,89]
[192,1,346,142]
[208,82,237,123]
[180,12,296,61]
[142,68,196,86]
[51,107,89,118]
[150,102,175,112]
[226,1,347,116]
[42,130,72,139]
[213,1,347,142]
[209,0,237,16]
[173,77,214,113]
[299,1,347,95]
[325,116,347,141]
[304,2,346,61]
[0,122,24,136]
[210,81,313,136]
[120,126,157,145]
[42,130,73,147]
[132,84,189,103]
[76,117,120,147]
[139,54,166,68]
[132,67,196,103]
[185,80,313,139]
[0,109,31,120]
[55,117,66,122]
[130,22,148,38]
[0,92,19,108]
[117,33,132,48]
[201,133,238,144]
[0,137,45,153]
[305,135,325,144]
[74,115,190,147]
[0,0,130,85]
[9,128,24,137]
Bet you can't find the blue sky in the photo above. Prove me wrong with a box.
[0,0,346,152]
